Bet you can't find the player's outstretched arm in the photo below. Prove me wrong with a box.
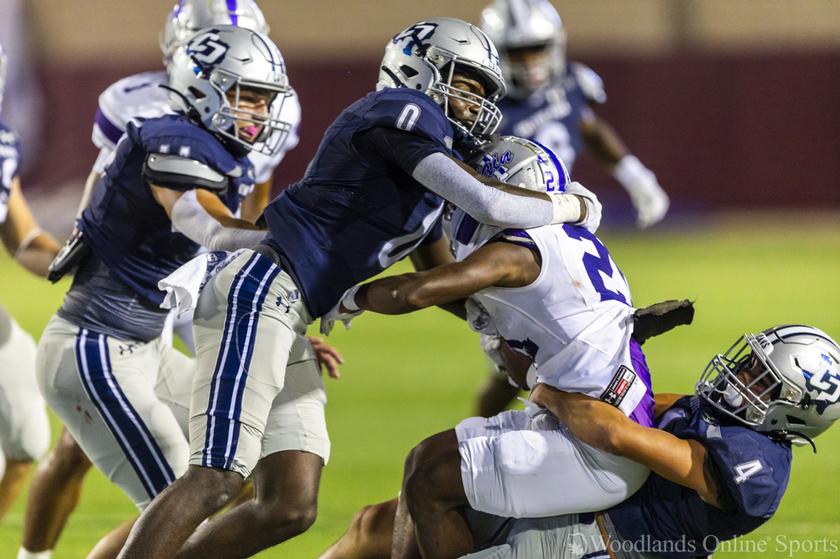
[1,178,60,277]
[580,114,669,228]
[530,384,721,507]
[352,241,539,315]
[412,153,601,231]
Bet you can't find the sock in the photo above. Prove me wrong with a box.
[17,549,53,559]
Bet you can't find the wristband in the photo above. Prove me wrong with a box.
[548,192,583,225]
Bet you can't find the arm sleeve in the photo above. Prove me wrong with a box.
[412,152,555,228]
[171,190,267,251]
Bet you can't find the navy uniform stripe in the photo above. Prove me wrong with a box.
[202,253,281,469]
[224,264,282,469]
[75,329,176,498]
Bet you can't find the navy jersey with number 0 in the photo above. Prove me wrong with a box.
[497,62,604,173]
[263,88,457,317]
[77,114,252,306]
[0,122,22,225]
[607,396,792,558]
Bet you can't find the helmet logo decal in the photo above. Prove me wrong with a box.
[479,150,513,179]
[188,31,231,67]
[802,354,840,414]
[392,22,439,56]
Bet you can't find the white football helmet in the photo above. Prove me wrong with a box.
[168,25,292,156]
[377,17,506,139]
[0,44,6,114]
[480,0,566,99]
[160,0,269,69]
[473,135,569,193]
[697,324,840,446]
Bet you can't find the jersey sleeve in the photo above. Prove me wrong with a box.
[92,83,130,154]
[703,426,792,519]
[0,124,22,224]
[570,62,607,105]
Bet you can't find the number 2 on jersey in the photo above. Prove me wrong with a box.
[563,224,630,305]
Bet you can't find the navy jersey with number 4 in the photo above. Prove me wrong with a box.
[78,114,253,305]
[607,396,792,558]
[263,87,460,317]
[0,122,22,225]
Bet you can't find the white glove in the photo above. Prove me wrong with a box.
[562,181,603,233]
[466,297,496,335]
[480,333,507,374]
[319,285,363,335]
[613,155,669,229]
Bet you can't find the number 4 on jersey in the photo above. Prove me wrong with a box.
[733,459,763,484]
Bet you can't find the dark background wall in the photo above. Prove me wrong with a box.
[27,52,840,211]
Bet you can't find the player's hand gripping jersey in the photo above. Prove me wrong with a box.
[91,70,301,183]
[261,88,462,317]
[0,121,21,224]
[604,396,792,558]
[60,114,255,342]
[447,137,652,424]
[497,63,604,172]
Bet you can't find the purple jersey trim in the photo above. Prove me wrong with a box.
[628,339,655,427]
[94,108,124,146]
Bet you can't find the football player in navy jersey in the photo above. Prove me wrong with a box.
[0,43,60,525]
[473,0,673,419]
[317,325,840,559]
[481,0,669,230]
[118,17,604,559]
[31,26,300,559]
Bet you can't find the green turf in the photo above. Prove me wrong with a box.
[1,219,839,558]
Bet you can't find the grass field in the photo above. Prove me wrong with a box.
[1,216,839,558]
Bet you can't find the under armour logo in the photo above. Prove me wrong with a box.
[118,343,136,355]
[392,22,439,56]
[276,289,301,313]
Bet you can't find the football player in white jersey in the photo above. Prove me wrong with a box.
[17,3,336,559]
[475,0,672,419]
[0,43,60,523]
[322,137,656,559]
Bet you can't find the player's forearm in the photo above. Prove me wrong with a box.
[170,190,266,251]
[530,384,627,454]
[412,153,586,228]
[581,115,628,169]
[355,275,430,314]
[240,180,272,222]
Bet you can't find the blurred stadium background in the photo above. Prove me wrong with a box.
[0,0,839,557]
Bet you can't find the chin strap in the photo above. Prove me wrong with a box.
[159,84,203,125]
[775,430,817,453]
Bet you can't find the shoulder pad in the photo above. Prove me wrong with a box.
[361,89,453,149]
[570,62,606,104]
[142,153,228,193]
